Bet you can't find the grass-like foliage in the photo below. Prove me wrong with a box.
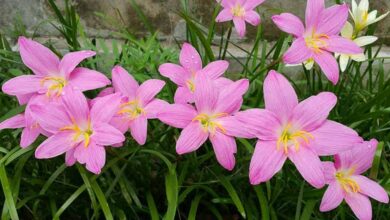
[0,0,389,219]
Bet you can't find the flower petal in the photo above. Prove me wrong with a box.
[174,87,194,104]
[249,141,287,185]
[233,17,246,38]
[35,131,74,159]
[215,79,249,114]
[145,99,169,119]
[194,73,218,112]
[264,70,298,122]
[322,161,337,183]
[320,182,344,212]
[30,104,71,134]
[311,120,363,156]
[18,37,60,76]
[288,147,325,188]
[20,127,40,148]
[245,11,261,26]
[344,193,372,220]
[352,175,389,203]
[317,4,349,35]
[61,87,89,123]
[91,93,122,123]
[74,142,106,174]
[65,148,77,166]
[305,0,325,29]
[216,9,233,22]
[93,123,125,146]
[0,114,25,130]
[59,50,96,77]
[158,104,197,128]
[272,13,305,37]
[137,79,165,105]
[210,132,236,170]
[158,63,189,86]
[197,60,229,79]
[325,36,362,54]
[354,36,378,47]
[292,92,337,131]
[283,38,313,64]
[109,116,130,134]
[243,0,265,10]
[2,75,41,96]
[176,122,208,154]
[313,51,339,85]
[180,43,202,72]
[129,115,148,145]
[217,116,254,139]
[111,65,139,98]
[69,67,111,92]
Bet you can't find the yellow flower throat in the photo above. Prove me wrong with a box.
[277,124,313,154]
[40,76,67,97]
[231,4,245,17]
[193,113,227,134]
[61,119,93,147]
[117,100,145,120]
[335,169,361,193]
[305,31,330,54]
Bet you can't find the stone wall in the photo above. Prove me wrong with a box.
[0,0,389,43]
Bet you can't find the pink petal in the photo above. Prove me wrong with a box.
[179,43,202,72]
[137,79,165,105]
[144,99,169,119]
[111,66,139,98]
[20,127,40,148]
[216,0,230,8]
[288,147,325,188]
[214,77,234,88]
[2,75,41,96]
[65,148,77,166]
[243,0,265,10]
[194,74,218,112]
[210,132,236,170]
[0,114,25,129]
[59,50,96,77]
[292,92,337,131]
[344,193,372,220]
[250,141,287,185]
[272,13,305,37]
[264,70,298,122]
[217,116,254,139]
[129,115,148,145]
[68,67,111,92]
[91,93,122,123]
[216,9,233,22]
[174,87,194,104]
[215,79,249,114]
[245,11,261,26]
[233,17,246,38]
[93,123,125,146]
[176,122,208,154]
[283,38,313,64]
[61,87,89,123]
[325,36,362,54]
[320,182,344,212]
[16,93,34,105]
[317,4,348,36]
[313,51,339,85]
[18,37,60,76]
[158,103,197,128]
[311,120,362,156]
[35,131,74,158]
[322,161,337,183]
[352,175,389,203]
[97,87,114,98]
[30,104,71,134]
[197,60,229,79]
[158,63,189,86]
[74,142,106,174]
[109,116,130,134]
[305,0,325,29]
[234,109,281,140]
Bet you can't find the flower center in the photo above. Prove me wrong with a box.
[193,113,227,135]
[117,99,145,120]
[277,124,313,154]
[305,31,329,54]
[61,119,93,147]
[355,10,369,31]
[186,79,196,93]
[231,4,245,17]
[335,169,360,193]
[40,76,67,97]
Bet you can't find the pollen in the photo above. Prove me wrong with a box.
[40,76,67,97]
[277,123,314,154]
[335,169,361,193]
[193,112,227,135]
[231,4,245,17]
[305,31,330,54]
[117,99,145,120]
[61,119,93,147]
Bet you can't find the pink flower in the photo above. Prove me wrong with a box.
[215,0,264,37]
[272,0,362,84]
[108,66,167,145]
[159,43,231,104]
[235,70,362,187]
[320,139,389,220]
[1,37,110,101]
[0,95,53,148]
[158,73,251,170]
[30,87,125,174]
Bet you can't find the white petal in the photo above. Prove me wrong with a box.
[354,36,377,47]
[351,53,366,62]
[304,59,314,70]
[372,11,390,24]
[339,55,350,72]
[341,22,354,39]
[366,10,378,25]
[359,0,369,12]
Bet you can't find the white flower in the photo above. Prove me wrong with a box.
[351,0,389,32]
[337,22,377,72]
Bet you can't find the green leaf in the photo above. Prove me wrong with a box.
[0,164,19,220]
[219,175,246,218]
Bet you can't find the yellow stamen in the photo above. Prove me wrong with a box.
[40,76,67,97]
[276,123,314,154]
[193,113,228,135]
[117,99,145,120]
[231,4,245,17]
[335,169,361,193]
[305,31,330,54]
[60,119,93,147]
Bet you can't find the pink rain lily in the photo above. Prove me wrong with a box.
[216,0,264,37]
[272,0,362,84]
[320,139,389,220]
[30,87,125,174]
[235,70,363,188]
[159,43,231,104]
[158,73,251,170]
[105,66,167,145]
[1,37,110,102]
[0,95,54,148]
